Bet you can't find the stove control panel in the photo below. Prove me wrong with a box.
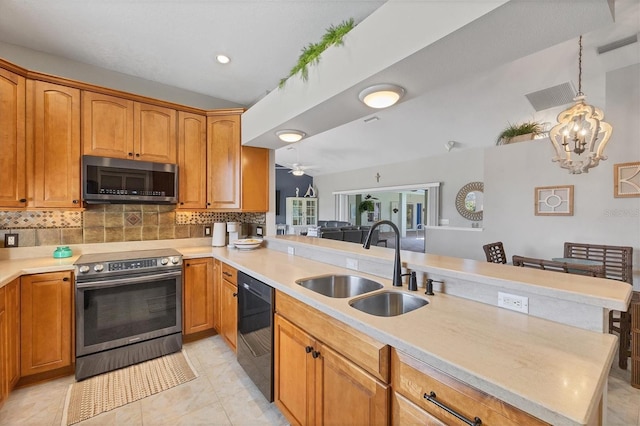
[75,252,183,276]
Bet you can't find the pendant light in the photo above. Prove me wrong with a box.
[549,36,612,174]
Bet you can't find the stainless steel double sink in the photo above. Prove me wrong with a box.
[295,274,428,317]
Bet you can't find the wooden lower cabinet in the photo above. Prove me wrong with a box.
[0,286,7,407]
[212,260,222,331]
[20,271,73,377]
[183,258,214,335]
[274,312,389,426]
[5,279,20,390]
[220,263,237,351]
[391,349,548,426]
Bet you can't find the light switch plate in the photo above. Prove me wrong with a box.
[4,233,19,248]
[204,226,212,236]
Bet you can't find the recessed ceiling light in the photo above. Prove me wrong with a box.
[276,129,306,143]
[216,54,230,64]
[358,84,405,108]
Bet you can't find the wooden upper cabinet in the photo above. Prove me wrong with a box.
[0,68,26,208]
[241,146,269,212]
[134,102,177,163]
[82,91,134,159]
[177,111,207,209]
[207,114,241,210]
[27,80,81,208]
[82,91,177,163]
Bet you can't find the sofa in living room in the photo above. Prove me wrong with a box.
[315,221,387,246]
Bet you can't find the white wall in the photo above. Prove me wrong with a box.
[315,64,640,287]
[0,42,241,110]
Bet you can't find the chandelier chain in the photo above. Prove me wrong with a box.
[578,35,583,95]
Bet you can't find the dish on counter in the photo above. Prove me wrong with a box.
[233,238,263,250]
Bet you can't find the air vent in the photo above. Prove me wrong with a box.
[597,34,638,55]
[525,82,576,112]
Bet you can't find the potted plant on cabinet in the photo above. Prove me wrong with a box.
[496,121,544,145]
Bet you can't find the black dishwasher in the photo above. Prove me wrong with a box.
[237,271,274,402]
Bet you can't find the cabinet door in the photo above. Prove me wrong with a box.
[316,342,389,426]
[27,80,81,208]
[5,279,20,390]
[220,279,237,352]
[134,102,177,163]
[21,272,72,376]
[0,286,7,407]
[183,258,214,335]
[177,111,207,209]
[274,314,316,426]
[82,91,134,159]
[207,114,241,210]
[213,260,222,331]
[0,68,26,208]
[241,146,269,212]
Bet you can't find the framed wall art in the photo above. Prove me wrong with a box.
[614,162,640,198]
[535,185,574,216]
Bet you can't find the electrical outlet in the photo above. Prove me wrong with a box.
[498,292,529,313]
[287,246,295,255]
[346,258,358,270]
[256,226,263,237]
[204,226,212,236]
[4,233,19,248]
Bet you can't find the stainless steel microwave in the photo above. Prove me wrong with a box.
[82,155,178,204]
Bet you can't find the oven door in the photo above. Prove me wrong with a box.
[76,270,182,357]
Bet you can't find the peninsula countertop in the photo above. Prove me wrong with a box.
[0,238,626,425]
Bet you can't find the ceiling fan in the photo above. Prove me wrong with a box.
[275,144,317,176]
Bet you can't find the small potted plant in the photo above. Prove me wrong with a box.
[496,121,543,145]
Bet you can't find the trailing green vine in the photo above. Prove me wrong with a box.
[279,18,355,88]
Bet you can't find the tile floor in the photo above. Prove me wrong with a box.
[1,335,639,425]
[0,336,287,425]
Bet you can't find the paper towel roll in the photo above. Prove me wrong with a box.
[212,222,226,247]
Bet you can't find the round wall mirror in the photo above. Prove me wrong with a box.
[455,182,484,221]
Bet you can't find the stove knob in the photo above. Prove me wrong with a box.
[79,265,90,273]
[160,257,169,265]
[170,256,180,264]
[94,264,104,272]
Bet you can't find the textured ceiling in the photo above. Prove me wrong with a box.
[0,0,637,177]
[0,0,385,106]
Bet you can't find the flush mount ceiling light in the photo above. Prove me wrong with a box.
[276,129,306,143]
[358,84,405,109]
[291,169,305,176]
[549,36,612,174]
[216,54,230,64]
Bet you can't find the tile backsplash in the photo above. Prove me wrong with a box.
[0,206,265,247]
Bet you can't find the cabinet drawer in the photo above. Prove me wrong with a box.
[392,391,446,425]
[276,291,389,383]
[221,263,237,286]
[391,349,548,426]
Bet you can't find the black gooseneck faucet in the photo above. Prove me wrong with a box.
[363,220,402,287]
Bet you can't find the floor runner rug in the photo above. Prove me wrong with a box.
[61,350,198,425]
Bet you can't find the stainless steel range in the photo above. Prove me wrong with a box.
[74,249,183,380]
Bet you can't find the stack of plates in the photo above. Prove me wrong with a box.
[233,238,263,250]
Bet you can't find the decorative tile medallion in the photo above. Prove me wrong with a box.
[126,213,142,226]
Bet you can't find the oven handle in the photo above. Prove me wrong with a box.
[76,270,182,289]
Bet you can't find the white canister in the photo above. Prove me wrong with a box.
[212,222,226,247]
[226,222,239,233]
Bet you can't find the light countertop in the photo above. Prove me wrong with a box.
[0,240,624,425]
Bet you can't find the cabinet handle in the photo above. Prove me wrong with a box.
[223,271,232,277]
[186,263,190,267]
[305,346,313,353]
[72,199,79,204]
[423,392,482,426]
[180,202,184,205]
[135,153,140,157]
[63,277,70,282]
[232,292,237,297]
[207,202,211,206]
[128,152,133,157]
[19,198,27,203]
[312,350,320,359]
